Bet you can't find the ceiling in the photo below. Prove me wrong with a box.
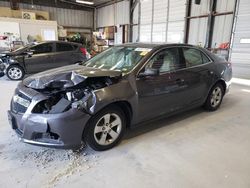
[4,0,120,11]
[92,0,114,6]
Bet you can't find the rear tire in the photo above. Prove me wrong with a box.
[84,105,126,151]
[6,65,25,80]
[204,83,224,111]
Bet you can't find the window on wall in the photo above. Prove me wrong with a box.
[140,0,152,42]
[42,29,56,41]
[139,0,186,43]
[152,23,166,42]
[140,25,152,42]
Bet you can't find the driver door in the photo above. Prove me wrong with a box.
[24,43,55,73]
[136,47,186,122]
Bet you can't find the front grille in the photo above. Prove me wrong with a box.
[11,91,32,114]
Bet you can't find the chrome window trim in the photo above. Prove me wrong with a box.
[136,46,214,77]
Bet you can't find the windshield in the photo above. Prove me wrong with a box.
[83,46,152,72]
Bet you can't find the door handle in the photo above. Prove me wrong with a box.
[176,78,185,84]
[208,70,214,75]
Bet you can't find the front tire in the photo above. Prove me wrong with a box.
[6,65,25,80]
[84,105,126,151]
[204,83,224,111]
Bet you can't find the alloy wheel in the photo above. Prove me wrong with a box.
[8,67,22,80]
[94,113,122,146]
[210,86,222,108]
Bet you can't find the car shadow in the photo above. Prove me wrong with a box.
[124,107,204,140]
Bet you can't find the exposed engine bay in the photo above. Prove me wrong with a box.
[31,76,119,115]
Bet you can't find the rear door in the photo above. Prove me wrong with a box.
[24,42,55,73]
[176,47,215,106]
[52,42,76,67]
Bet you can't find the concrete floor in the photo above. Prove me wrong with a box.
[0,76,250,188]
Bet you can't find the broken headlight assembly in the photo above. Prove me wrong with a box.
[32,89,96,114]
[68,89,96,114]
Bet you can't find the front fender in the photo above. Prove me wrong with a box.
[92,79,137,120]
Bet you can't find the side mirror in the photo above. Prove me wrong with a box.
[138,68,159,78]
[26,51,33,57]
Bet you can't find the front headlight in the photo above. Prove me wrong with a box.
[9,58,15,63]
[0,63,5,71]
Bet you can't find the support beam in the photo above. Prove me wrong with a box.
[184,0,192,43]
[205,0,217,48]
[129,0,139,42]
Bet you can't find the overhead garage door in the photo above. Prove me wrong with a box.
[139,0,186,43]
[230,0,250,78]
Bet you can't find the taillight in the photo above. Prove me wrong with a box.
[80,47,87,55]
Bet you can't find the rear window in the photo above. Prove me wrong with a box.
[73,45,79,50]
[56,43,74,52]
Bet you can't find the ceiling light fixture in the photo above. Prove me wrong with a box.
[76,0,94,5]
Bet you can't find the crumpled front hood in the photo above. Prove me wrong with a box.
[23,64,122,89]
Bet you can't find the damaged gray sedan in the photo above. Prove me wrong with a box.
[8,43,232,151]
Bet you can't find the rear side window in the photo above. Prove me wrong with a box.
[201,52,210,63]
[183,48,210,67]
[73,45,79,50]
[30,43,53,54]
[56,43,74,52]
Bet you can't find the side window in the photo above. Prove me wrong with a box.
[183,48,210,67]
[56,43,74,52]
[73,45,79,50]
[146,48,181,73]
[30,43,53,54]
[201,52,210,64]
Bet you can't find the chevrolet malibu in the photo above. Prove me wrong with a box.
[8,43,232,151]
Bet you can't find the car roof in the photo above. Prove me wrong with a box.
[116,42,195,50]
[37,41,82,46]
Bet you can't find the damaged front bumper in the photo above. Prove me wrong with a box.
[8,83,92,149]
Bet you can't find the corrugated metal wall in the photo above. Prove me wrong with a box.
[211,0,235,48]
[188,17,208,45]
[138,0,186,43]
[140,0,153,42]
[230,0,250,78]
[167,0,186,43]
[97,0,130,28]
[132,2,139,42]
[188,0,209,46]
[188,0,235,48]
[0,1,93,28]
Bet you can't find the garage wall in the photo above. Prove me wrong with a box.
[188,0,209,46]
[97,0,130,28]
[138,0,186,43]
[132,1,139,42]
[230,0,250,64]
[0,17,58,44]
[167,0,186,43]
[188,0,235,48]
[0,1,93,28]
[211,0,235,48]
